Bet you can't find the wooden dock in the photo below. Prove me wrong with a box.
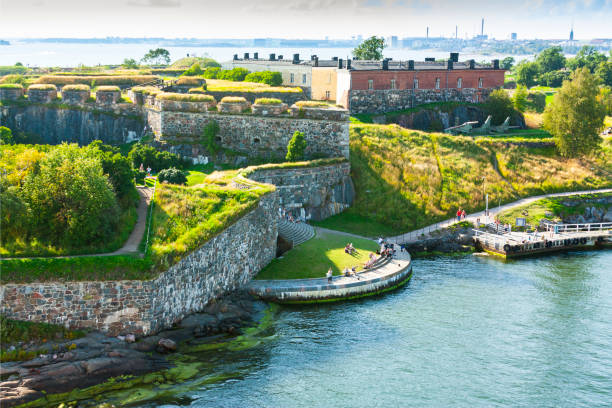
[473,222,612,258]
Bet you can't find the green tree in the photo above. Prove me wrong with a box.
[286,131,307,162]
[0,185,29,242]
[0,126,13,144]
[501,56,515,70]
[20,144,120,247]
[513,85,529,112]
[566,46,607,72]
[515,61,539,88]
[483,89,515,123]
[142,48,171,65]
[88,141,137,208]
[595,61,612,87]
[203,67,221,79]
[245,71,283,86]
[218,67,250,81]
[352,36,386,60]
[182,63,204,76]
[543,68,606,157]
[538,69,570,87]
[535,46,566,74]
[122,58,139,69]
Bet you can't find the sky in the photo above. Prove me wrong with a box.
[0,0,611,40]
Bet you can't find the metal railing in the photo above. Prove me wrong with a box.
[540,220,612,233]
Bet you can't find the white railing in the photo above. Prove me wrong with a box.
[540,220,612,233]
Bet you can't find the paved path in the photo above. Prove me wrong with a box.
[248,243,412,303]
[388,188,612,244]
[3,186,153,260]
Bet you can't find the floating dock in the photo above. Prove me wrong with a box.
[473,222,612,258]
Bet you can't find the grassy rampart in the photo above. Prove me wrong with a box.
[313,124,612,237]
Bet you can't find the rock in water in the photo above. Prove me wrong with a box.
[157,338,177,352]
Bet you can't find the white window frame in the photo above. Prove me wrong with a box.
[478,78,483,88]
[435,78,441,89]
[290,73,294,83]
[457,77,462,88]
[325,90,331,99]
[302,74,307,84]
[368,79,374,90]
[414,78,419,89]
[390,79,396,89]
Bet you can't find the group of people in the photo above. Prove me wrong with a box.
[278,207,304,223]
[456,208,467,222]
[344,242,357,255]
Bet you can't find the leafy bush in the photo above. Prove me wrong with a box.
[202,67,221,79]
[171,57,220,69]
[158,167,187,185]
[156,92,215,102]
[538,70,570,87]
[176,76,204,86]
[131,86,161,96]
[0,65,28,76]
[0,74,28,87]
[128,143,187,172]
[513,85,528,112]
[181,63,204,76]
[202,120,220,155]
[218,67,250,82]
[0,126,13,144]
[526,91,547,113]
[62,84,90,92]
[205,79,302,93]
[220,96,247,103]
[0,83,23,89]
[254,98,283,105]
[89,141,139,208]
[286,131,307,161]
[95,85,120,92]
[483,89,516,123]
[244,71,283,86]
[28,84,57,91]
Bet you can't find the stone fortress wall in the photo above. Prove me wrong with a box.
[0,192,279,336]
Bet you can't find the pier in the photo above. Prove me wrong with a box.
[473,222,612,258]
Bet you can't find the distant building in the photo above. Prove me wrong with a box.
[511,33,517,40]
[570,27,574,41]
[391,36,399,48]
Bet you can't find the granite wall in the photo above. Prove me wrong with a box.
[248,161,354,220]
[0,191,278,336]
[0,103,144,145]
[348,88,494,114]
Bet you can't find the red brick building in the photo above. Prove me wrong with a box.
[335,58,505,114]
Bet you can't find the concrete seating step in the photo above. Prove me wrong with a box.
[278,219,315,247]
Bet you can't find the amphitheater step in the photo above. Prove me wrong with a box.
[278,219,315,247]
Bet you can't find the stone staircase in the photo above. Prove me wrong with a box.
[278,219,315,247]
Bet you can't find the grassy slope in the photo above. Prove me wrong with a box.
[314,124,612,237]
[255,229,379,280]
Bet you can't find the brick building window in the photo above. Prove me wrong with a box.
[390,79,396,89]
[290,73,294,83]
[478,78,483,88]
[368,79,374,90]
[435,78,441,89]
[457,77,462,88]
[413,79,419,89]
[325,90,331,99]
[302,74,307,84]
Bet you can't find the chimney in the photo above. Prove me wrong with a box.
[382,58,389,70]
[450,52,459,62]
[425,57,435,62]
[469,59,475,69]
[338,58,343,69]
[254,52,258,60]
[292,53,300,64]
[269,53,275,60]
[332,56,338,61]
[314,56,319,67]
[278,55,283,60]
[311,55,316,60]
[408,60,414,70]
[492,59,500,69]
[233,54,238,60]
[447,60,453,70]
[346,59,351,70]
[244,52,250,60]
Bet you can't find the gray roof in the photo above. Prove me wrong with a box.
[228,58,495,70]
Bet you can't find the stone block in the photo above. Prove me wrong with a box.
[218,101,250,114]
[0,87,24,101]
[96,90,121,106]
[251,103,288,116]
[28,89,57,104]
[62,90,90,106]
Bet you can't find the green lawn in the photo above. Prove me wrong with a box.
[255,229,379,280]
[185,163,236,186]
[311,210,397,238]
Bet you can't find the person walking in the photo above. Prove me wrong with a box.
[456,209,462,222]
[461,209,467,220]
[326,267,333,283]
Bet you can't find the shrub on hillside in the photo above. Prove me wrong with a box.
[88,141,138,208]
[181,63,204,76]
[0,83,23,89]
[295,100,330,108]
[538,70,570,87]
[0,65,28,76]
[0,74,28,87]
[62,84,91,92]
[176,76,204,86]
[254,98,283,105]
[34,75,159,88]
[156,92,215,102]
[513,85,529,112]
[527,91,547,113]
[203,67,221,79]
[28,84,57,91]
[0,126,13,144]
[95,85,120,92]
[220,96,247,103]
[245,71,283,86]
[201,120,221,155]
[483,89,516,123]
[218,68,250,82]
[158,167,187,185]
[286,131,307,162]
[128,143,187,172]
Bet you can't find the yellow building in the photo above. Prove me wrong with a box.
[311,67,337,101]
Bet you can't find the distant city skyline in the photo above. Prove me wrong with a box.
[0,0,611,40]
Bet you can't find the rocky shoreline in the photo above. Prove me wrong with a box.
[401,224,476,256]
[0,291,267,407]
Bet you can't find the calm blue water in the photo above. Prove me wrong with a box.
[0,42,532,67]
[142,250,612,408]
